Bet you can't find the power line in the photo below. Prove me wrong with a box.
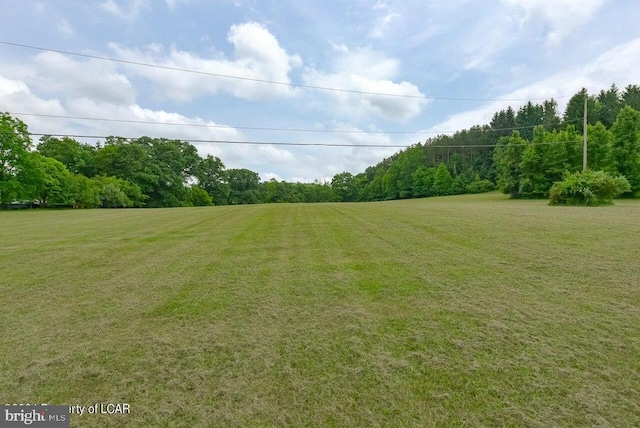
[8,112,436,134]
[28,133,410,147]
[8,111,577,135]
[24,132,584,149]
[0,40,568,102]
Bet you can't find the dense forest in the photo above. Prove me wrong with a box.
[333,84,640,202]
[1,84,639,208]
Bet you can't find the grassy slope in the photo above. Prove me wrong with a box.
[1,193,639,427]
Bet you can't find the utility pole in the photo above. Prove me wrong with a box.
[583,96,588,172]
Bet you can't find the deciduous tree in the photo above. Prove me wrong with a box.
[493,131,528,198]
[0,113,32,205]
[610,106,640,192]
[331,171,356,202]
[226,168,261,204]
[18,152,73,207]
[37,136,97,176]
[194,155,229,205]
[188,185,213,206]
[432,163,454,196]
[586,123,615,173]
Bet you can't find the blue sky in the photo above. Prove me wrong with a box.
[1,0,639,182]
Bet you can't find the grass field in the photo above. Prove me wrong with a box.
[1,192,639,427]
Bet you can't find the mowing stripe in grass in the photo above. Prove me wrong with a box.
[1,193,639,427]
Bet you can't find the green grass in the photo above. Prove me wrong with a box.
[1,192,639,427]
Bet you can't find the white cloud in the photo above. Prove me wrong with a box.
[0,70,249,164]
[0,74,65,118]
[203,141,296,174]
[367,0,406,39]
[108,22,302,102]
[0,75,30,98]
[416,0,606,71]
[328,40,349,54]
[1,70,372,182]
[458,14,516,70]
[164,0,194,10]
[208,141,295,173]
[303,48,426,122]
[235,121,407,183]
[0,76,65,139]
[298,123,405,180]
[31,51,135,105]
[373,0,390,10]
[100,0,148,20]
[580,36,640,84]
[3,0,633,184]
[501,0,607,45]
[257,144,295,163]
[63,100,242,141]
[262,172,284,182]
[0,47,299,178]
[334,48,399,80]
[0,81,241,146]
[56,18,74,36]
[369,11,401,39]
[426,36,640,135]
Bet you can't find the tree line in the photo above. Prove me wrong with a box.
[2,84,639,209]
[0,117,338,208]
[330,84,640,201]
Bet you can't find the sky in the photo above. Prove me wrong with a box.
[1,0,640,183]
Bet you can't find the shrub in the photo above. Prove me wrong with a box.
[467,179,495,194]
[189,185,213,206]
[100,183,132,208]
[549,170,630,206]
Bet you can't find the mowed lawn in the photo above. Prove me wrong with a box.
[1,193,639,427]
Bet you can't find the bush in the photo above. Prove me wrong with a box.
[100,183,132,208]
[189,185,213,206]
[549,170,630,206]
[467,179,495,194]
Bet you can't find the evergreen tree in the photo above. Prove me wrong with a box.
[596,84,622,128]
[563,88,599,133]
[515,101,545,140]
[622,84,640,111]
[490,107,517,138]
[542,99,561,131]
